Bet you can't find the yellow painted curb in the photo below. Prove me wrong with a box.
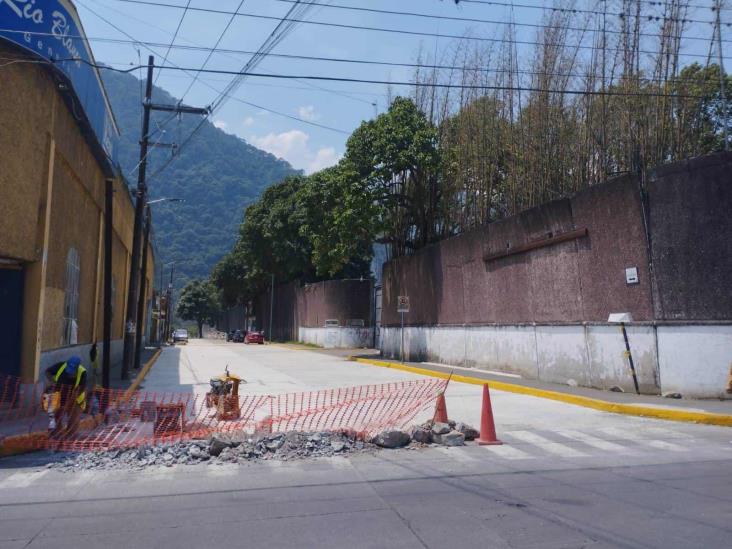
[0,350,163,458]
[349,357,732,427]
[123,348,162,399]
[0,414,104,458]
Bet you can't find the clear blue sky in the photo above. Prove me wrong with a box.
[75,0,725,174]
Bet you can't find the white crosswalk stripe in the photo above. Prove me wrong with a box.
[555,429,640,454]
[65,471,94,487]
[206,465,239,477]
[597,427,688,452]
[434,446,478,463]
[479,443,533,460]
[641,439,687,452]
[1,469,49,488]
[507,430,590,458]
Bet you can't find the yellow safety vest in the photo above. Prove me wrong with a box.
[54,362,87,409]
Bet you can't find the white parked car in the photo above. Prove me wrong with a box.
[172,329,189,344]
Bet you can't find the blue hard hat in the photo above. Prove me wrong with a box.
[66,356,82,373]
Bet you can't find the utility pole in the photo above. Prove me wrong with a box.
[102,178,113,392]
[120,55,208,380]
[715,0,728,151]
[269,273,274,342]
[133,206,151,371]
[121,56,154,381]
[164,262,175,341]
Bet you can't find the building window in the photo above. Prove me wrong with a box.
[62,248,80,345]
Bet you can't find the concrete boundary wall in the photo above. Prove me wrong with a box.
[380,324,732,398]
[39,339,124,378]
[299,327,374,349]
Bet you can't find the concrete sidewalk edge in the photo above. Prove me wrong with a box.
[349,357,732,427]
[0,348,163,458]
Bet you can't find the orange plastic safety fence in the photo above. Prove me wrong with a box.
[1,374,447,452]
[269,378,447,437]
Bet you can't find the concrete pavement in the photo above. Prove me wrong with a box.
[2,339,731,548]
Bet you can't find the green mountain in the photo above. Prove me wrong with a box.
[101,69,298,291]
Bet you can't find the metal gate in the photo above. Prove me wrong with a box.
[374,286,382,350]
[0,265,23,378]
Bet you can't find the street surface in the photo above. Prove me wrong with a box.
[2,340,731,548]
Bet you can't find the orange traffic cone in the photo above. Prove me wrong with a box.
[476,384,502,445]
[433,392,449,424]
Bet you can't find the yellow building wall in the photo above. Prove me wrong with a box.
[0,44,156,380]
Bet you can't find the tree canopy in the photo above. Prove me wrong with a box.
[176,279,221,337]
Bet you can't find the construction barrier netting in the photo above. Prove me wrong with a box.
[0,374,447,453]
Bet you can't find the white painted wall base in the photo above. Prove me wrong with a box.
[299,327,373,349]
[40,340,124,381]
[379,324,732,398]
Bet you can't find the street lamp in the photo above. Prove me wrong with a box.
[146,197,184,205]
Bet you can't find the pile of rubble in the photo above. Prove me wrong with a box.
[373,420,478,448]
[48,430,374,471]
[46,420,480,471]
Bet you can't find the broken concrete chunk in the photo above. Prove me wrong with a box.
[265,437,285,451]
[410,426,433,444]
[217,447,236,462]
[454,422,479,441]
[431,422,451,435]
[373,430,411,448]
[433,430,466,446]
[208,434,233,457]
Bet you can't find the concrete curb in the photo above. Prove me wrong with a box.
[0,349,163,458]
[124,348,162,398]
[349,357,732,427]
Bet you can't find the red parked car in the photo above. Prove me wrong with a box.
[244,331,265,344]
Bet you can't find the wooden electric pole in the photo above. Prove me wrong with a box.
[120,55,208,380]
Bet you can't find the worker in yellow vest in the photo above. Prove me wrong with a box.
[43,356,87,438]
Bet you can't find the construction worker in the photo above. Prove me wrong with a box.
[43,355,87,438]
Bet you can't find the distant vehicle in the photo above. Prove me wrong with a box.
[226,331,235,342]
[232,330,245,343]
[245,331,264,345]
[172,329,189,344]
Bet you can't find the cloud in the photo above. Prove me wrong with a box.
[213,119,227,130]
[242,116,255,127]
[307,147,338,173]
[249,130,340,174]
[297,105,319,122]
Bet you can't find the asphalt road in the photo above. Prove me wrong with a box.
[2,341,731,549]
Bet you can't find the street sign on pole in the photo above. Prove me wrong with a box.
[398,296,409,362]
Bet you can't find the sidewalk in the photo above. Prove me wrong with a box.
[0,347,163,457]
[108,346,161,391]
[349,354,732,426]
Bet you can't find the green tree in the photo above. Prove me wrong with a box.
[345,96,442,255]
[295,164,375,278]
[176,279,221,338]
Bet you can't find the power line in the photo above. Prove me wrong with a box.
[153,0,191,84]
[93,0,732,60]
[16,53,708,99]
[265,0,725,40]
[212,0,318,111]
[3,29,726,89]
[458,0,732,14]
[73,0,344,169]
[8,52,714,99]
[179,0,248,103]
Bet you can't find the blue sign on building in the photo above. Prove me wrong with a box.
[0,0,119,165]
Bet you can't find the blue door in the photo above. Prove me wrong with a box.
[0,266,23,377]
